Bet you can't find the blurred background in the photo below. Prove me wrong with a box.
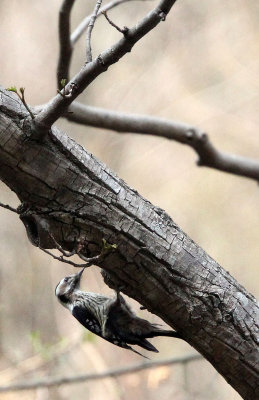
[0,0,258,399]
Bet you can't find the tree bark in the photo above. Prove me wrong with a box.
[0,88,258,399]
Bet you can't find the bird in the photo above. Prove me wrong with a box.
[55,268,183,357]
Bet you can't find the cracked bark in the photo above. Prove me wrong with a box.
[0,88,258,399]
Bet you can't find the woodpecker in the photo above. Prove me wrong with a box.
[55,268,182,357]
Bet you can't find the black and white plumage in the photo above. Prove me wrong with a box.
[55,268,182,357]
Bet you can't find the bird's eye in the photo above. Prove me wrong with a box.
[64,277,69,282]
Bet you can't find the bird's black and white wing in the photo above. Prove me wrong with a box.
[72,305,102,336]
[72,301,146,356]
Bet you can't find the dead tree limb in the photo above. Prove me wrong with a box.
[0,88,258,400]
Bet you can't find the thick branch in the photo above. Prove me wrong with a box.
[57,0,75,90]
[0,89,258,400]
[65,102,259,182]
[0,353,201,392]
[34,0,178,131]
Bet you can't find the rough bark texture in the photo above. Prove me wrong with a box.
[0,88,258,399]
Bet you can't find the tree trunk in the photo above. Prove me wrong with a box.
[0,88,258,399]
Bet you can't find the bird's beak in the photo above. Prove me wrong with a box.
[73,267,85,287]
[76,267,85,280]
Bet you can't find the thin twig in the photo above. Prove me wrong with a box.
[102,11,128,35]
[0,353,202,392]
[49,233,112,264]
[39,247,94,268]
[57,0,76,90]
[86,0,103,63]
[0,202,18,214]
[77,252,94,262]
[39,234,111,268]
[19,88,35,119]
[49,233,78,257]
[7,87,34,119]
[71,0,137,45]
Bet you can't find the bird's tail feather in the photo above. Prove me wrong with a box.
[152,330,183,339]
[143,328,183,339]
[128,346,150,359]
[138,338,159,353]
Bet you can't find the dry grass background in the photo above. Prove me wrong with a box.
[0,0,258,399]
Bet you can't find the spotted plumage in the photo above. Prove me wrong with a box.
[55,268,182,357]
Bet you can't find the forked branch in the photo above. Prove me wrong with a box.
[57,0,138,90]
[71,0,146,45]
[34,0,178,131]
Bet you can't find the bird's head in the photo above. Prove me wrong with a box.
[55,267,85,305]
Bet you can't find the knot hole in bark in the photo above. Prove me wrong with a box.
[19,214,55,248]
[20,215,39,246]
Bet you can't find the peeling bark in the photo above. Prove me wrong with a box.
[0,88,258,399]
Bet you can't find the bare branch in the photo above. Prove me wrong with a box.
[34,97,259,182]
[0,201,18,214]
[86,0,104,63]
[65,102,259,182]
[39,235,114,268]
[102,11,129,35]
[6,87,34,119]
[0,353,201,392]
[57,0,76,90]
[18,88,35,119]
[58,0,138,90]
[39,247,92,268]
[49,233,78,257]
[71,0,139,45]
[34,0,178,132]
